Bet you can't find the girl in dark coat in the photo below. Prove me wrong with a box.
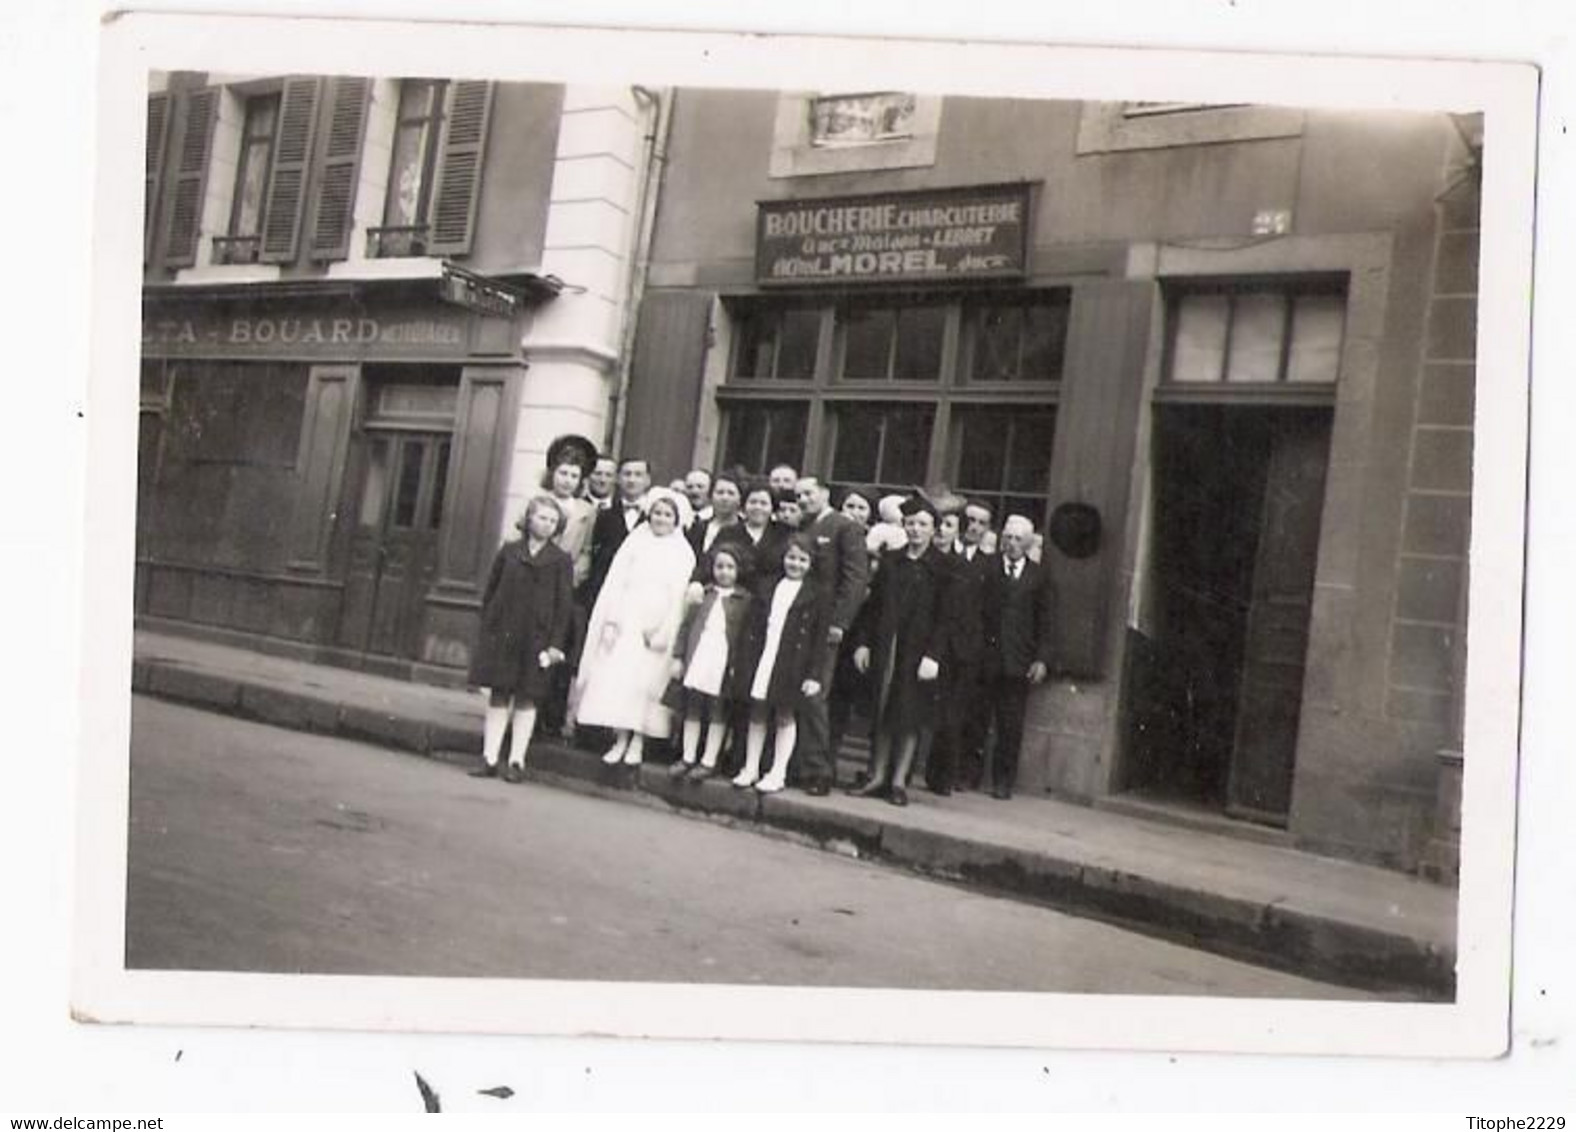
[732,534,831,793]
[850,496,951,806]
[467,495,574,783]
[667,543,755,780]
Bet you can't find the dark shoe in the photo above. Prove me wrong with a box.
[849,771,871,791]
[668,761,694,778]
[927,782,952,797]
[687,764,715,781]
[888,787,909,807]
[503,764,524,785]
[992,784,1012,800]
[850,779,887,798]
[468,761,499,778]
[803,780,831,797]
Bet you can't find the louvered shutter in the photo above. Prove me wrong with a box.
[308,76,371,261]
[426,81,494,256]
[163,89,216,268]
[143,93,171,263]
[259,77,322,263]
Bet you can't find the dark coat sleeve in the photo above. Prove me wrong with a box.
[548,548,574,653]
[480,546,508,611]
[828,518,870,633]
[915,555,953,664]
[671,595,703,663]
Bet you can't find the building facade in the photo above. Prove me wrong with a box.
[137,73,659,681]
[621,92,1479,872]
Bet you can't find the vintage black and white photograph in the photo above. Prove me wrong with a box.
[70,13,1535,1056]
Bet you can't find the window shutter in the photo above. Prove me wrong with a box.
[144,93,172,263]
[260,77,322,263]
[427,81,494,256]
[163,88,216,268]
[308,76,370,261]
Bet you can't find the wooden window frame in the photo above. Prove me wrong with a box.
[716,288,1067,492]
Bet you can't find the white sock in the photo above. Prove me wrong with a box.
[482,702,509,766]
[736,719,767,782]
[701,722,726,768]
[623,732,645,765]
[681,717,702,764]
[762,717,797,784]
[508,705,537,767]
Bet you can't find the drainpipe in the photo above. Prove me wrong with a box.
[608,85,672,459]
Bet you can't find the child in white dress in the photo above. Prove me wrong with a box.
[667,545,754,780]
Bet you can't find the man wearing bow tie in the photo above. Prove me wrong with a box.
[583,457,652,610]
[980,514,1054,800]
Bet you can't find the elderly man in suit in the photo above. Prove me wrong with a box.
[790,474,870,795]
[980,514,1055,800]
[927,498,996,795]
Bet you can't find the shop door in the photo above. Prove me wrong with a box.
[1131,406,1330,826]
[1224,415,1329,823]
[339,431,452,659]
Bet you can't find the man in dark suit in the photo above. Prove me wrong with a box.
[583,457,651,610]
[928,499,995,795]
[790,475,870,795]
[980,514,1054,800]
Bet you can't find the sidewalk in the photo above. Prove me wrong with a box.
[131,628,1458,999]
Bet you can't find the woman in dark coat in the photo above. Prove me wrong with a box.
[850,496,953,806]
[730,534,832,793]
[467,495,574,783]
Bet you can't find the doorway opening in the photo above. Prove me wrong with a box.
[337,366,459,662]
[1124,403,1332,826]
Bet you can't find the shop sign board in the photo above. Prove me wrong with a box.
[756,183,1031,286]
[141,301,476,360]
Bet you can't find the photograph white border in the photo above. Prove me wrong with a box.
[72,11,1534,1059]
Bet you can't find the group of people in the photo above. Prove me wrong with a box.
[465,438,1057,807]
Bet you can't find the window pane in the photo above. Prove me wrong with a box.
[842,307,895,379]
[430,439,451,530]
[762,405,808,470]
[971,304,1022,382]
[1172,293,1229,383]
[733,310,774,379]
[384,120,429,227]
[956,409,1010,492]
[1226,292,1287,383]
[1005,411,1056,493]
[359,438,392,527]
[1002,494,1049,534]
[392,440,424,528]
[891,306,944,381]
[233,139,271,237]
[880,405,934,484]
[722,406,767,469]
[831,405,882,483]
[1287,293,1345,383]
[811,92,917,146]
[776,309,821,379]
[1020,297,1069,381]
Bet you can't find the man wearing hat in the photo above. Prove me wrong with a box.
[979,514,1055,799]
[790,474,870,795]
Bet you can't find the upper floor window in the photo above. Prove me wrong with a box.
[379,79,449,253]
[809,92,917,147]
[1166,282,1346,386]
[1122,101,1245,119]
[368,79,493,259]
[212,92,281,264]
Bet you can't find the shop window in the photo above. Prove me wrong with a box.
[720,403,809,474]
[809,92,917,147]
[733,305,821,381]
[1167,283,1346,385]
[212,93,280,265]
[953,406,1058,531]
[964,292,1070,383]
[839,301,945,382]
[829,403,935,495]
[371,79,449,258]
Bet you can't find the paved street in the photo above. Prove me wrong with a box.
[127,696,1368,997]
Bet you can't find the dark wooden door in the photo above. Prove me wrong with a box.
[339,431,451,659]
[1225,414,1330,824]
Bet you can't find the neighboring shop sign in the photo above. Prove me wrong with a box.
[756,183,1032,285]
[141,300,487,360]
